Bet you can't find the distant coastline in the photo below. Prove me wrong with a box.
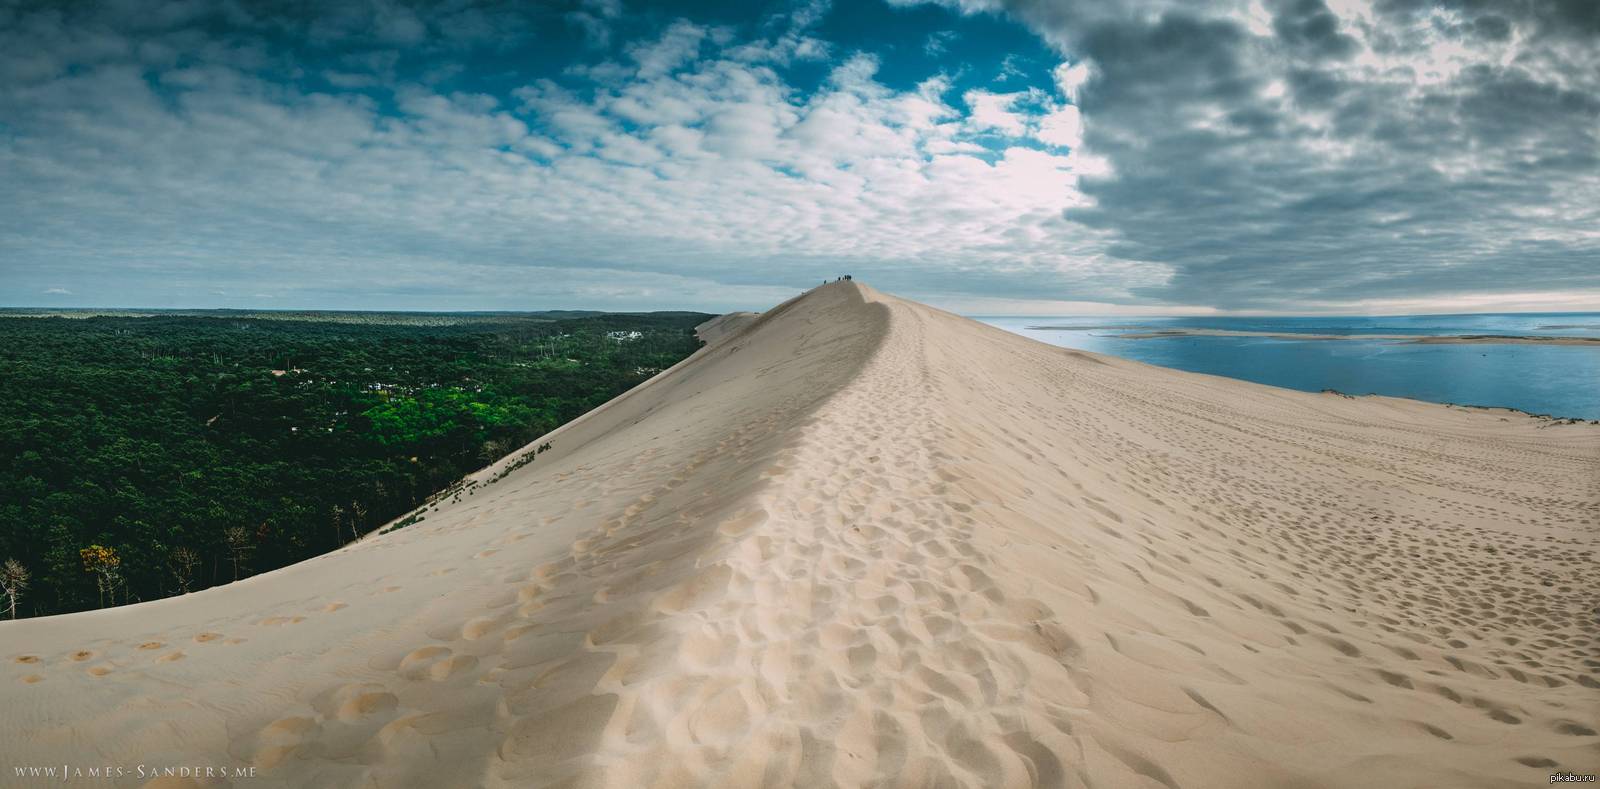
[1026,326,1600,346]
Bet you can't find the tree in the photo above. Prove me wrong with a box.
[0,310,708,618]
[330,504,345,548]
[349,500,367,542]
[80,545,121,608]
[223,527,253,581]
[480,439,506,463]
[1,558,28,619]
[169,546,200,594]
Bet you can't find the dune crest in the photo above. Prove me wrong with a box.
[3,281,1596,788]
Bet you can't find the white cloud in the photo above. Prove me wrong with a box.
[1053,61,1092,103]
[0,2,1167,311]
[1035,104,1082,148]
[962,89,1031,135]
[628,21,711,78]
[11,2,1590,313]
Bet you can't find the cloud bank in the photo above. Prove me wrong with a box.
[898,0,1600,310]
[1,0,1595,313]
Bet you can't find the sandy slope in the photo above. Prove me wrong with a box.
[3,281,1596,789]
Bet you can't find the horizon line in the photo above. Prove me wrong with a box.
[6,304,1600,320]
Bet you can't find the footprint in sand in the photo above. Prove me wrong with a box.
[1487,708,1522,725]
[1553,721,1597,737]
[1418,722,1452,740]
[194,632,223,643]
[137,641,164,651]
[1315,636,1362,658]
[397,645,477,681]
[335,689,399,722]
[1182,687,1230,721]
[460,616,508,641]
[258,615,306,626]
[250,716,320,769]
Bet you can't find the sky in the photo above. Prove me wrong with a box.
[1,0,1597,315]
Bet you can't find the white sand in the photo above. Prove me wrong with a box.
[3,281,1596,788]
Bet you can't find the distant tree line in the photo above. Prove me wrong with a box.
[0,311,708,618]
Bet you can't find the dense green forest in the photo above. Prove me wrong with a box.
[0,310,710,619]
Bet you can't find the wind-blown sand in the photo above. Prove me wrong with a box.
[3,281,1597,788]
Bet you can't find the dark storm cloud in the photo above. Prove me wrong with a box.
[1272,0,1358,60]
[968,0,1600,309]
[1371,0,1599,40]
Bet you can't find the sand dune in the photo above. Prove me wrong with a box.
[3,281,1596,788]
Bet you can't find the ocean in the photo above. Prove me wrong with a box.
[978,312,1600,421]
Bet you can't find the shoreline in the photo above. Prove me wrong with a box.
[1318,388,1600,425]
[1026,326,1600,345]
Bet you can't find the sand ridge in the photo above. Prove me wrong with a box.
[2,281,1596,788]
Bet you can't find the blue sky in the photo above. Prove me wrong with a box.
[2,0,1597,314]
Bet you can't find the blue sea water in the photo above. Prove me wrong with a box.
[976,312,1600,420]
